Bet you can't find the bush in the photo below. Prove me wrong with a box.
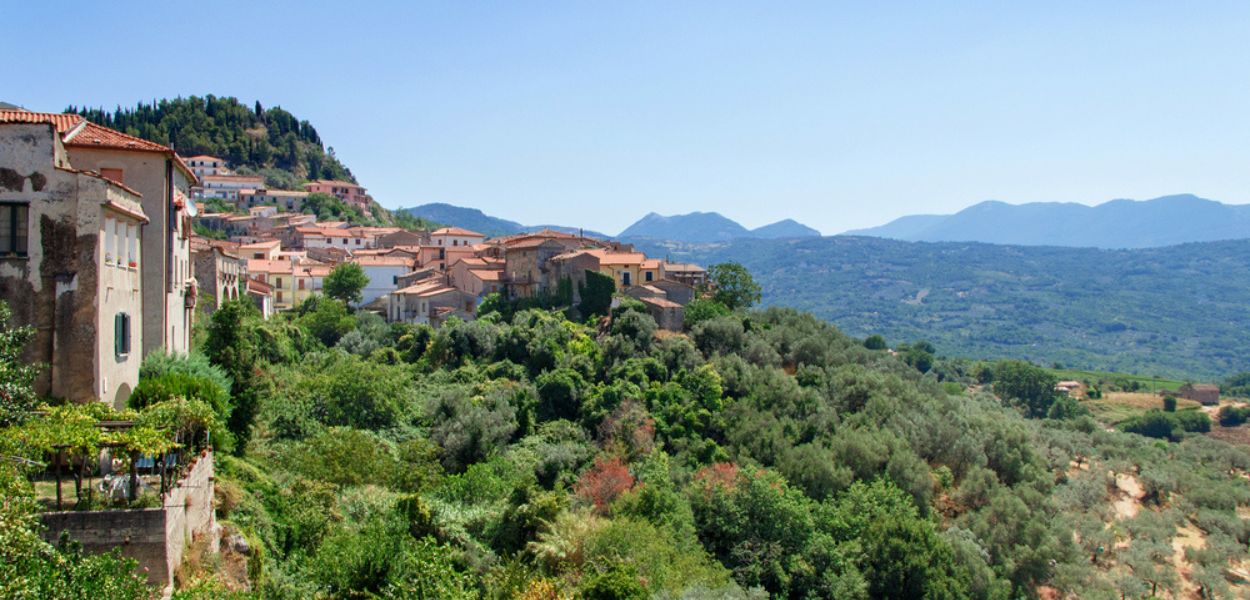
[1218,405,1250,427]
[1163,396,1177,412]
[139,352,231,396]
[1120,410,1177,440]
[129,372,231,418]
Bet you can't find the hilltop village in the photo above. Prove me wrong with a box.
[0,108,705,408]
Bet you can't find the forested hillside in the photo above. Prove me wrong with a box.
[4,287,1250,597]
[635,236,1250,379]
[66,96,355,190]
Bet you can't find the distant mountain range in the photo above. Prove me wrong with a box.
[845,194,1250,249]
[403,203,821,242]
[619,212,821,242]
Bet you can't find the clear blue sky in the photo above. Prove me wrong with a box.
[8,1,1250,235]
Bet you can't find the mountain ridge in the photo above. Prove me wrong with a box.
[846,194,1250,248]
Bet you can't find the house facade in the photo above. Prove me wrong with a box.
[0,120,148,407]
[191,239,244,314]
[197,174,263,201]
[184,155,228,179]
[58,116,199,356]
[431,226,486,248]
[352,255,415,307]
[303,180,370,215]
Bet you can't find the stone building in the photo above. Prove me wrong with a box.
[0,120,148,406]
[1176,383,1220,406]
[191,238,244,314]
[5,110,202,357]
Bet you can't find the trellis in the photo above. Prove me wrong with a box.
[47,420,210,511]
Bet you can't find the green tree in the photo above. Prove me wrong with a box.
[992,360,1058,418]
[707,262,761,310]
[0,300,40,426]
[683,298,731,330]
[205,300,261,451]
[579,271,616,318]
[325,262,369,305]
[863,334,888,350]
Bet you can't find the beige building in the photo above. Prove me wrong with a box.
[0,119,148,407]
[431,226,486,248]
[387,281,471,325]
[184,155,228,179]
[53,115,199,357]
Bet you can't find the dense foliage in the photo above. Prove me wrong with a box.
[66,96,354,185]
[138,292,1250,598]
[634,236,1250,378]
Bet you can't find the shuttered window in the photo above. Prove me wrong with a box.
[114,313,131,357]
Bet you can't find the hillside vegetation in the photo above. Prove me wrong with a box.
[67,96,355,190]
[7,286,1250,598]
[634,236,1250,379]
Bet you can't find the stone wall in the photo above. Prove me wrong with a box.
[40,450,217,589]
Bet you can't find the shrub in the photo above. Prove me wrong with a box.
[575,455,635,514]
[139,352,231,396]
[129,372,230,418]
[1218,405,1250,427]
[1162,396,1177,412]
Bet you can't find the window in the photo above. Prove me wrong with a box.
[275,277,283,288]
[645,271,653,282]
[0,204,29,257]
[100,168,124,184]
[392,275,399,285]
[621,272,631,286]
[277,290,284,302]
[114,313,131,357]
[299,278,305,290]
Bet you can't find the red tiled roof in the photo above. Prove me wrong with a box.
[202,174,263,184]
[468,269,504,282]
[665,262,705,272]
[351,256,414,267]
[0,110,196,181]
[64,121,170,153]
[247,278,273,294]
[394,281,455,296]
[304,180,363,189]
[186,155,223,162]
[640,296,682,309]
[0,109,86,133]
[432,226,485,237]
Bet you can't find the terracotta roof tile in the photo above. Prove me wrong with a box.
[432,226,485,237]
[351,256,415,267]
[64,121,171,153]
[0,109,85,133]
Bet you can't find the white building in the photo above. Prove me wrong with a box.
[352,255,416,307]
[197,174,263,201]
[431,226,486,248]
[184,155,229,179]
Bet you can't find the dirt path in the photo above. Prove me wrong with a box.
[1113,473,1144,520]
[1171,522,1206,599]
